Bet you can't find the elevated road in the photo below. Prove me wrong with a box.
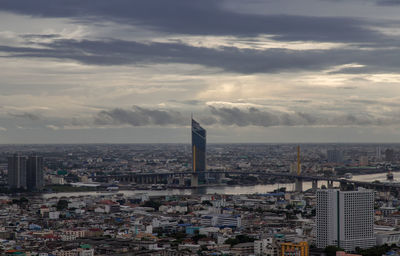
[92,170,398,191]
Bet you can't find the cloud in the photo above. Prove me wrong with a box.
[0,0,387,43]
[94,106,187,126]
[169,99,203,106]
[46,124,60,130]
[376,0,400,5]
[3,38,400,74]
[320,0,400,6]
[8,112,40,120]
[0,126,7,131]
[209,106,400,127]
[20,33,61,39]
[208,106,316,126]
[89,105,400,128]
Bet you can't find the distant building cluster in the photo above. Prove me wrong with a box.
[0,142,400,255]
[8,154,44,191]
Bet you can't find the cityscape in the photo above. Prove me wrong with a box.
[1,119,400,255]
[2,0,400,256]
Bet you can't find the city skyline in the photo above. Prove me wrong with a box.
[1,141,400,254]
[2,1,400,143]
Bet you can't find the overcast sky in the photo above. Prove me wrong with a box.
[1,0,400,143]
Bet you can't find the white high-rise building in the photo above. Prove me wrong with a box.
[316,188,375,252]
[376,146,382,161]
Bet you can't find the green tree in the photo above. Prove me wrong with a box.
[224,238,239,246]
[324,245,344,256]
[143,200,161,211]
[12,197,29,209]
[225,234,255,246]
[193,234,207,243]
[236,234,255,243]
[286,204,293,210]
[355,244,391,256]
[56,199,69,211]
[172,232,187,242]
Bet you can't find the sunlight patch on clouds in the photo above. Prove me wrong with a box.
[46,125,60,130]
[370,26,400,37]
[325,63,366,73]
[154,34,348,51]
[297,73,362,87]
[368,74,400,83]
[205,101,264,109]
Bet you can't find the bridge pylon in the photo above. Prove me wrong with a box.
[295,178,303,192]
[312,180,318,190]
[294,145,303,192]
[191,173,199,187]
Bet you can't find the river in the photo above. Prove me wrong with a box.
[38,171,400,199]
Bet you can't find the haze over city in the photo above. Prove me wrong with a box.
[2,0,400,143]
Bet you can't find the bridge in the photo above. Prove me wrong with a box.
[91,170,397,192]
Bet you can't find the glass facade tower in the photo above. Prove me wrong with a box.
[192,118,206,183]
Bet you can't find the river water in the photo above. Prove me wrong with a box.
[39,171,399,199]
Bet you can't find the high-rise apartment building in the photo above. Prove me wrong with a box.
[8,154,27,189]
[27,156,44,190]
[376,146,382,161]
[385,149,394,162]
[316,188,375,252]
[192,118,206,183]
[327,149,344,164]
[8,154,44,191]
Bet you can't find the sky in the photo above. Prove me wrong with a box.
[1,0,400,143]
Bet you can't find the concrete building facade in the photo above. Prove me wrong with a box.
[8,154,27,189]
[316,188,375,252]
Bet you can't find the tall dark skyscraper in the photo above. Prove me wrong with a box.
[8,154,27,189]
[192,118,206,183]
[27,156,44,191]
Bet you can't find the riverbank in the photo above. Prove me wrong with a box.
[1,170,399,199]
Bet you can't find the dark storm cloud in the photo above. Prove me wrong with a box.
[94,106,187,126]
[92,105,400,128]
[8,112,40,120]
[2,39,331,73]
[3,38,400,74]
[209,106,400,127]
[0,0,386,43]
[375,0,400,5]
[171,100,203,106]
[20,34,61,39]
[208,106,317,126]
[324,0,400,6]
